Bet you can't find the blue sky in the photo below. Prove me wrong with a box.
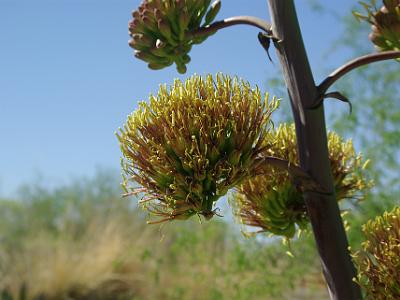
[0,0,360,197]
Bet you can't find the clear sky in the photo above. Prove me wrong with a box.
[0,0,358,197]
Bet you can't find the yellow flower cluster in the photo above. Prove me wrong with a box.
[230,124,372,238]
[117,74,278,223]
[353,206,400,300]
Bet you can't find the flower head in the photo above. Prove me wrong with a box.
[230,123,372,238]
[354,0,400,52]
[129,0,221,73]
[117,74,278,223]
[353,206,400,300]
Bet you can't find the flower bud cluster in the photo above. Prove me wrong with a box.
[354,0,400,52]
[129,0,221,73]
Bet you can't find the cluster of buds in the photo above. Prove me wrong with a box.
[117,74,279,223]
[354,0,400,52]
[230,124,372,238]
[353,206,400,300]
[129,0,221,73]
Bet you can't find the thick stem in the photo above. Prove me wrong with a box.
[189,16,272,38]
[267,1,362,299]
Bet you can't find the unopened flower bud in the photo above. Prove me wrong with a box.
[355,0,400,52]
[205,0,221,25]
[128,0,222,73]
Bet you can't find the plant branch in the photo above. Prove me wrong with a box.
[318,50,400,96]
[189,16,272,38]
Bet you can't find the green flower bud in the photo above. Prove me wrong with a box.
[117,74,278,223]
[128,37,147,51]
[176,63,187,74]
[157,19,173,41]
[135,50,172,65]
[205,0,221,25]
[128,0,222,73]
[230,123,372,239]
[148,62,169,70]
[181,54,191,64]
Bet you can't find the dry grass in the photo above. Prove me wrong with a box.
[0,179,330,300]
[0,213,148,299]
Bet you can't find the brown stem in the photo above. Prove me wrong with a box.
[267,1,362,299]
[189,16,272,38]
[318,50,400,96]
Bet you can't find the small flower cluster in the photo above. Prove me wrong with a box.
[230,124,372,238]
[129,0,221,73]
[353,206,400,300]
[117,74,279,223]
[354,0,400,52]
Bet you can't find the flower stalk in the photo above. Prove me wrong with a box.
[122,1,400,299]
[267,1,363,298]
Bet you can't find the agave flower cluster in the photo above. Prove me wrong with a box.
[230,124,372,238]
[353,206,400,300]
[354,0,400,52]
[129,0,221,73]
[117,74,279,223]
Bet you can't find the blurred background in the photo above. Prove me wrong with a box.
[0,0,399,299]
